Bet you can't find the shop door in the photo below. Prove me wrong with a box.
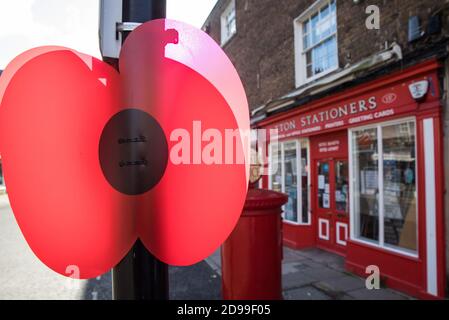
[315,158,349,255]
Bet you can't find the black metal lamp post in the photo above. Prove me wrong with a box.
[100,0,169,300]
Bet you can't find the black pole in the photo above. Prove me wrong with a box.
[121,0,166,41]
[103,0,169,300]
[112,239,169,300]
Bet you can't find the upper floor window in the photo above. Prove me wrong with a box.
[294,0,338,87]
[221,0,236,45]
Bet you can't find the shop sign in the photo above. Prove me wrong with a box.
[268,73,438,139]
[317,140,340,154]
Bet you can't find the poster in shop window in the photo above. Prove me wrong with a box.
[323,193,330,208]
[361,169,378,195]
[318,175,325,190]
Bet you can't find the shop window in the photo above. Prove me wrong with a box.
[294,0,338,87]
[221,0,236,45]
[350,119,417,254]
[335,160,349,212]
[269,140,310,225]
[317,161,330,209]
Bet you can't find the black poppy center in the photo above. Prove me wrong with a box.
[99,108,168,195]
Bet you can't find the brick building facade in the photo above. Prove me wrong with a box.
[203,0,449,298]
[204,0,448,111]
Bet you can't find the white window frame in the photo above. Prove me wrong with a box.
[293,0,339,87]
[220,0,237,46]
[348,117,419,258]
[268,139,311,225]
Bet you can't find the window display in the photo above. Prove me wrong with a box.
[317,161,330,209]
[270,144,282,193]
[269,140,310,224]
[301,147,310,223]
[351,119,417,253]
[352,128,379,242]
[335,160,348,213]
[284,142,298,222]
[382,122,417,251]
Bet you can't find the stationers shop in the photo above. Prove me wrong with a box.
[256,59,445,299]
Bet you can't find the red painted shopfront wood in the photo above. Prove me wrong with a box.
[257,59,446,299]
[311,131,349,256]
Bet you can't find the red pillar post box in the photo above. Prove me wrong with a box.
[221,188,288,300]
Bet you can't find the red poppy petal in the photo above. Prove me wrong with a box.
[120,19,249,265]
[0,48,136,278]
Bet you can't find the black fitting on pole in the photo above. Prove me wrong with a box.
[121,0,166,42]
[122,0,166,22]
[108,0,169,300]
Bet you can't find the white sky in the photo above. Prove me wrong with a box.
[0,0,218,69]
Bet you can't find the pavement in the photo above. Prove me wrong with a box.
[281,247,411,300]
[0,194,411,300]
[0,194,220,300]
[206,243,412,300]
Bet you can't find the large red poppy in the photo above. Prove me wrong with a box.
[0,19,249,279]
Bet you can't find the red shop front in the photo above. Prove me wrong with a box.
[257,59,446,299]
